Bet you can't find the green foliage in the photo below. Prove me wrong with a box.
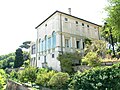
[48,72,69,89]
[35,68,56,86]
[0,69,6,77]
[14,48,24,68]
[84,40,106,56]
[0,75,5,89]
[23,60,30,67]
[82,52,101,67]
[10,70,18,80]
[84,38,92,45]
[0,69,6,89]
[58,52,81,74]
[106,49,112,55]
[0,51,30,69]
[104,0,120,43]
[18,66,37,83]
[69,62,120,90]
[0,53,15,69]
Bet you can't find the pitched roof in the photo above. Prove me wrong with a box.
[35,10,101,29]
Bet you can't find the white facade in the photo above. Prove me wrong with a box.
[30,11,101,71]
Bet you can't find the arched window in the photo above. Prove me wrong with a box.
[48,37,51,49]
[39,39,41,52]
[52,31,56,48]
[41,40,44,51]
[45,35,47,51]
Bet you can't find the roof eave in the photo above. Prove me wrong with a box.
[35,10,101,29]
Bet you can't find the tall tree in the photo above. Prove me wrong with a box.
[104,0,120,43]
[14,48,24,68]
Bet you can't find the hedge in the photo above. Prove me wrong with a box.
[69,63,120,90]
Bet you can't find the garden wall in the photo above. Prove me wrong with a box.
[6,80,32,90]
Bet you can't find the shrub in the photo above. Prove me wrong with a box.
[0,75,5,89]
[0,69,6,89]
[82,52,101,67]
[18,66,37,83]
[58,52,81,74]
[69,62,120,90]
[48,72,69,89]
[35,68,56,87]
[10,70,18,80]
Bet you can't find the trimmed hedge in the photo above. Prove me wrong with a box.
[69,63,120,90]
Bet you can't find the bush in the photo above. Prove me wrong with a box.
[18,66,37,83]
[82,52,101,67]
[0,69,6,89]
[69,62,120,90]
[10,70,18,80]
[35,68,56,87]
[58,52,81,74]
[48,72,69,89]
[0,75,5,89]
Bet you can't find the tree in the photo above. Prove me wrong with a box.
[14,48,24,68]
[103,0,120,45]
[19,41,31,49]
[84,40,106,57]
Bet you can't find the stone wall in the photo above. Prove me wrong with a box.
[6,80,32,90]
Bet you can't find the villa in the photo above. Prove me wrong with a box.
[30,10,101,71]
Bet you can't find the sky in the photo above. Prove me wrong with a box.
[0,0,108,55]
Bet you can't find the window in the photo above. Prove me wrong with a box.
[76,21,78,24]
[39,39,41,52]
[31,44,36,54]
[40,40,42,52]
[44,56,46,63]
[48,37,51,49]
[87,25,89,28]
[83,42,85,49]
[82,23,84,26]
[65,39,69,48]
[45,24,47,27]
[42,40,44,51]
[52,32,56,48]
[52,54,54,58]
[76,41,80,49]
[38,57,40,60]
[65,18,68,21]
[45,35,47,50]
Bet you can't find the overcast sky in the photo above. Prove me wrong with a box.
[0,0,108,55]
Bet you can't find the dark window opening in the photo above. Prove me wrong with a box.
[83,42,85,49]
[87,25,89,27]
[65,18,68,21]
[38,57,40,60]
[44,56,46,63]
[52,54,54,58]
[65,39,69,48]
[45,24,47,27]
[82,23,84,26]
[76,41,80,49]
[76,21,78,24]
[31,44,35,54]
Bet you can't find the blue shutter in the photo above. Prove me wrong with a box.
[52,32,56,48]
[48,37,51,49]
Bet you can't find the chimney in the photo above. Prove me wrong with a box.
[68,8,71,15]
